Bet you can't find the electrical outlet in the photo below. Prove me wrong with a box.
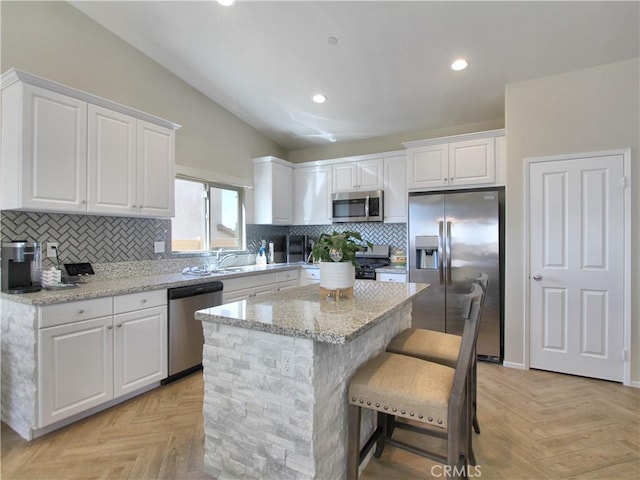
[281,350,294,378]
[46,242,59,258]
[154,241,165,254]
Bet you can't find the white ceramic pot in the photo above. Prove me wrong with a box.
[319,261,355,290]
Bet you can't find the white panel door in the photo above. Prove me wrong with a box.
[357,158,384,190]
[383,155,407,223]
[137,120,175,217]
[529,154,625,381]
[39,316,114,427]
[23,84,87,212]
[448,137,495,186]
[293,165,332,225]
[407,145,448,189]
[87,105,137,215]
[332,162,358,192]
[114,306,167,397]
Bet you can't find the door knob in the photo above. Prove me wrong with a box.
[532,274,543,281]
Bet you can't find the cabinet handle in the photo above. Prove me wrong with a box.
[116,323,123,328]
[107,325,113,330]
[141,299,147,303]
[78,309,84,314]
[81,200,87,205]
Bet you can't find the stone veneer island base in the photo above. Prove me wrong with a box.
[195,280,428,479]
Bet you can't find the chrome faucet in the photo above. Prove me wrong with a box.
[214,248,237,269]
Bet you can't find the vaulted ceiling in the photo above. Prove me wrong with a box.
[71,1,640,151]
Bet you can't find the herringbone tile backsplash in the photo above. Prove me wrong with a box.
[1,211,171,266]
[1,211,407,266]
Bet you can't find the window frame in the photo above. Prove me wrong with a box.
[172,175,245,254]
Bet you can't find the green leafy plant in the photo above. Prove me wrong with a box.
[311,230,372,266]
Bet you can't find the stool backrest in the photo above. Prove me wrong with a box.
[448,285,484,416]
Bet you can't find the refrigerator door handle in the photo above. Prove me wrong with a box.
[438,221,445,285]
[446,221,452,285]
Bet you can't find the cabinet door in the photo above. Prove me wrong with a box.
[87,105,137,215]
[271,162,293,224]
[39,316,114,427]
[22,84,88,212]
[383,156,407,223]
[358,158,384,190]
[407,144,448,190]
[448,137,495,186]
[332,162,358,192]
[300,268,320,285]
[137,120,175,217]
[113,305,167,397]
[294,165,332,225]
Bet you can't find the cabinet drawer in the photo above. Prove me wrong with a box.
[276,269,299,283]
[301,268,320,281]
[39,297,113,328]
[113,289,167,314]
[223,272,277,292]
[376,273,407,283]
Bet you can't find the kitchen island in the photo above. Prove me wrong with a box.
[195,280,428,480]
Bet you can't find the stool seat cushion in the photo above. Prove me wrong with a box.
[387,328,461,368]
[349,352,454,428]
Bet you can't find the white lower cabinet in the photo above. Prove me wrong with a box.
[299,268,320,286]
[222,273,277,303]
[113,305,167,397]
[276,269,300,292]
[376,272,407,283]
[39,315,114,427]
[38,291,167,428]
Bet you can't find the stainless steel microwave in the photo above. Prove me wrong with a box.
[331,190,384,223]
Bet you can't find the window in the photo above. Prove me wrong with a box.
[172,177,244,252]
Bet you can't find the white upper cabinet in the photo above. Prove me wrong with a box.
[253,156,293,225]
[293,164,332,225]
[332,158,383,192]
[383,155,407,223]
[405,130,504,191]
[447,137,495,187]
[1,69,179,217]
[88,105,137,215]
[136,120,175,217]
[2,83,88,213]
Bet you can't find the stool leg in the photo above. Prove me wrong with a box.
[347,404,362,480]
[472,350,481,434]
[374,412,387,458]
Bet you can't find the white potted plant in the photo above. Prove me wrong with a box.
[311,231,371,290]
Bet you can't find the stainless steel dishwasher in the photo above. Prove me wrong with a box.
[164,281,223,384]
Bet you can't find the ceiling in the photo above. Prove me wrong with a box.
[71,1,639,152]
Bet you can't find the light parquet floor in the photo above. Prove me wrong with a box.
[2,363,639,480]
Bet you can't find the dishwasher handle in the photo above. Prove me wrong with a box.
[168,281,224,300]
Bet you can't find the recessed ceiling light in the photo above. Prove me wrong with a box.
[312,94,327,104]
[217,0,236,6]
[451,58,469,71]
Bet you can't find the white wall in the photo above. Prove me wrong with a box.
[0,1,287,185]
[504,58,640,383]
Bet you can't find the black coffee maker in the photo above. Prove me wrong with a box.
[1,241,42,294]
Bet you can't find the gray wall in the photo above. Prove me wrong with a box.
[0,1,287,183]
[504,58,640,382]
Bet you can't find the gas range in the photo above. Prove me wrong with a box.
[355,245,391,280]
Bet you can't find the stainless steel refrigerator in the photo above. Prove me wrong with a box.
[409,188,503,362]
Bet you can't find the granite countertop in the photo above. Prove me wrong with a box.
[0,263,302,307]
[375,266,407,274]
[195,280,429,345]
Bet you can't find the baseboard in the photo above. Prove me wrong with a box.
[502,361,526,370]
[629,380,640,389]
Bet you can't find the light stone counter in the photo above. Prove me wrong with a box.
[196,281,428,479]
[196,280,427,344]
[0,263,302,306]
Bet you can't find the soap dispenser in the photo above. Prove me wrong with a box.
[256,240,267,265]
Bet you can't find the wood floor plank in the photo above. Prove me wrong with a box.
[1,363,638,480]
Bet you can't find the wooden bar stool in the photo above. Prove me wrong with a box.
[347,292,483,480]
[387,276,487,436]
